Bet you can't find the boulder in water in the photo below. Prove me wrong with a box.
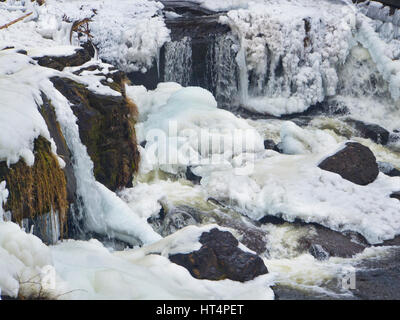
[169,228,268,282]
[345,119,390,145]
[318,142,379,185]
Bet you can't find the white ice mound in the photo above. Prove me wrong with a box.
[134,85,265,175]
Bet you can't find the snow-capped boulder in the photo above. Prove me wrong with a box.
[169,228,268,282]
[318,142,379,185]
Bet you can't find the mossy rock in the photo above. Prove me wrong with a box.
[0,136,68,238]
[51,75,139,191]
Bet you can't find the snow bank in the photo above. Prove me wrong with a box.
[0,51,58,166]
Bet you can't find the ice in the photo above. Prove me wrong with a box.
[0,181,8,222]
[0,221,53,298]
[131,85,265,175]
[279,121,339,155]
[219,0,356,115]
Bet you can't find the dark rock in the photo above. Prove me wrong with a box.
[390,192,400,201]
[34,45,93,71]
[186,166,202,184]
[169,228,268,282]
[309,244,330,261]
[150,205,198,237]
[352,247,400,300]
[259,216,368,258]
[303,225,368,259]
[149,203,269,254]
[318,142,379,185]
[161,1,217,16]
[345,119,390,145]
[353,0,400,10]
[378,161,400,177]
[140,141,147,148]
[264,139,280,152]
[51,75,139,191]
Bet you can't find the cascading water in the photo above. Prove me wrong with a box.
[44,81,161,246]
[164,36,192,86]
[162,32,240,107]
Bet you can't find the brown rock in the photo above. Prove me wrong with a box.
[169,228,268,282]
[318,142,379,185]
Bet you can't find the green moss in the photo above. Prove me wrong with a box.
[0,136,68,237]
[51,75,140,190]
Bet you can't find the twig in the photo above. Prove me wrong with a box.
[0,12,33,30]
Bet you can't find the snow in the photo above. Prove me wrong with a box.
[0,221,274,300]
[43,0,170,73]
[202,141,400,244]
[0,51,58,166]
[0,221,54,298]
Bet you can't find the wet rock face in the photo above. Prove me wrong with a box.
[264,139,280,152]
[353,0,400,9]
[149,204,269,254]
[302,224,368,259]
[390,192,400,201]
[51,75,139,191]
[33,44,94,71]
[378,161,400,177]
[345,119,390,145]
[0,137,68,244]
[169,228,268,282]
[318,142,379,185]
